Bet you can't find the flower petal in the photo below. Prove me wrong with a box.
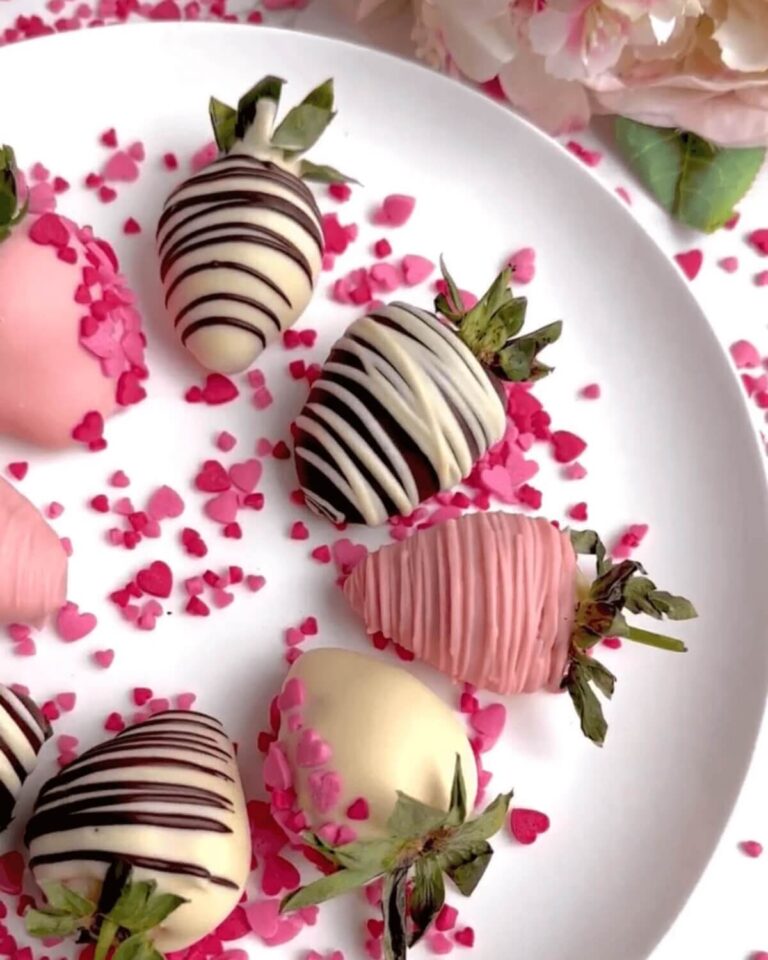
[499,47,593,134]
[713,0,768,72]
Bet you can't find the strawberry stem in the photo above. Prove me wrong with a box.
[434,258,561,382]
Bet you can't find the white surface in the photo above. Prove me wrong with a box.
[0,20,767,960]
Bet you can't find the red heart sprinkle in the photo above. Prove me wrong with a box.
[56,602,97,642]
[56,692,76,711]
[674,249,703,281]
[71,410,105,447]
[290,521,309,540]
[0,852,25,895]
[123,217,142,235]
[550,430,587,464]
[98,185,117,204]
[186,596,210,617]
[7,462,28,481]
[747,229,768,256]
[223,522,242,539]
[100,127,118,148]
[104,712,125,733]
[195,460,231,493]
[346,798,370,821]
[454,927,475,947]
[29,212,69,247]
[136,561,173,598]
[133,687,153,706]
[509,808,550,845]
[116,370,147,406]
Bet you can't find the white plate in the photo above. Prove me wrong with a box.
[1,22,767,960]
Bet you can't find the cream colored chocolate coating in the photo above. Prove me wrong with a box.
[27,711,249,952]
[157,151,323,374]
[283,648,477,838]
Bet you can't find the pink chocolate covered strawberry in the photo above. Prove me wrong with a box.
[343,511,697,745]
[0,146,147,450]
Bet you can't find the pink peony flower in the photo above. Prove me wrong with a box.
[353,0,768,147]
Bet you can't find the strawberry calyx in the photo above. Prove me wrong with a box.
[0,145,28,244]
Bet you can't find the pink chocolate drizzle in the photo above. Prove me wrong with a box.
[343,512,577,694]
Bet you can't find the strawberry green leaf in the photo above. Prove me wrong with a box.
[299,159,358,185]
[409,858,445,947]
[0,144,26,240]
[234,75,285,142]
[569,528,609,576]
[495,320,562,382]
[272,78,336,153]
[564,661,608,746]
[41,883,95,917]
[112,933,164,960]
[442,843,494,897]
[209,97,237,153]
[25,909,83,938]
[94,918,119,960]
[281,863,384,912]
[382,868,408,960]
[444,755,468,828]
[450,790,513,846]
[615,118,766,233]
[387,791,448,839]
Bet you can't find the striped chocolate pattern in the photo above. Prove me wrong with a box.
[26,710,250,952]
[157,153,323,374]
[0,684,51,832]
[294,303,508,526]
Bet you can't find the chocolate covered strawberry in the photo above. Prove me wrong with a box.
[294,261,561,525]
[274,649,511,960]
[158,76,351,375]
[1,684,52,832]
[343,512,696,745]
[24,710,249,955]
[0,146,147,450]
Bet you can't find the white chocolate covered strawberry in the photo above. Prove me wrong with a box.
[273,648,511,960]
[157,76,352,374]
[0,146,148,450]
[24,710,249,955]
[344,512,697,745]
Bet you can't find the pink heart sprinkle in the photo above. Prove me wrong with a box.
[263,743,292,790]
[426,932,452,955]
[296,729,333,768]
[564,462,587,480]
[369,262,401,292]
[287,714,303,732]
[509,808,550,845]
[435,904,458,932]
[261,855,300,897]
[277,677,305,712]
[217,431,237,452]
[57,734,79,751]
[551,430,587,464]
[14,638,36,656]
[730,339,761,369]
[740,840,763,858]
[255,437,272,456]
[103,150,140,182]
[285,627,304,647]
[508,247,536,284]
[147,485,185,520]
[93,649,115,669]
[470,703,507,747]
[376,194,415,227]
[332,538,368,574]
[56,692,76,711]
[212,588,234,609]
[454,927,475,947]
[401,254,434,286]
[229,459,262,493]
[246,575,266,592]
[56,602,97,642]
[7,624,31,643]
[205,490,240,524]
[308,771,342,813]
[244,899,280,940]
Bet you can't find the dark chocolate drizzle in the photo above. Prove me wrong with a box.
[26,711,242,891]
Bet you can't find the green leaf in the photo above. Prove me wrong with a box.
[112,933,164,960]
[451,791,513,847]
[328,837,402,872]
[41,882,95,917]
[442,843,494,897]
[496,320,563,382]
[387,790,448,839]
[94,918,119,960]
[234,75,285,141]
[444,755,468,828]
[564,663,608,747]
[624,579,698,621]
[0,143,24,237]
[298,159,358,185]
[572,652,616,700]
[624,625,687,653]
[209,97,237,153]
[382,868,408,960]
[590,560,644,605]
[298,77,335,112]
[132,892,187,933]
[569,528,608,571]
[436,257,465,318]
[281,864,385,912]
[615,118,766,233]
[272,103,336,153]
[408,858,445,948]
[25,909,82,938]
[106,881,153,929]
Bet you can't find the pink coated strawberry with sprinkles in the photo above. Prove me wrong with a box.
[0,145,147,450]
[344,512,697,745]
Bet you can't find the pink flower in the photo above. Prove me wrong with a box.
[352,0,768,147]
